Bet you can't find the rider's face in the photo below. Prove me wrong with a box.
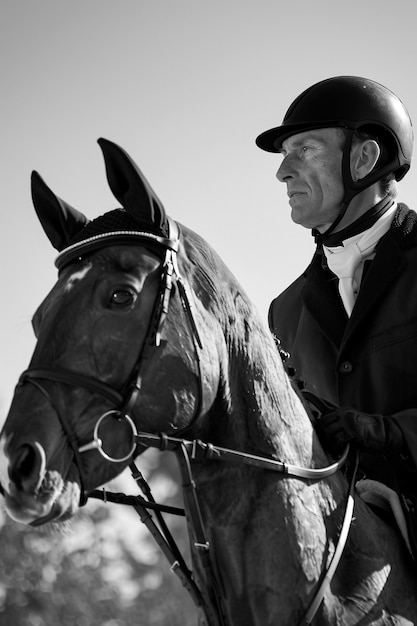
[276,128,345,232]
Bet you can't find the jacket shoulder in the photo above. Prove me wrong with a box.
[268,273,306,340]
[392,204,417,247]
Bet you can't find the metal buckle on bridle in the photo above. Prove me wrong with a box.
[79,410,138,463]
[155,251,174,347]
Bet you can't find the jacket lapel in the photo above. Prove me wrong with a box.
[302,205,416,350]
[342,204,415,347]
[343,235,403,342]
[302,249,348,348]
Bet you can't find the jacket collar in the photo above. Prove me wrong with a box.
[302,204,415,348]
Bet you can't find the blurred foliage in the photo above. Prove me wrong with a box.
[0,450,199,626]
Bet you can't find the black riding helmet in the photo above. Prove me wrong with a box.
[256,76,413,236]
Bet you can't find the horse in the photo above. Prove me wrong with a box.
[1,138,417,626]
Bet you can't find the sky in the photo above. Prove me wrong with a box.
[1,0,417,414]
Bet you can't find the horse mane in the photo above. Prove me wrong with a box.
[179,223,322,468]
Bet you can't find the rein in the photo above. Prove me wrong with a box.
[18,217,356,626]
[89,429,354,626]
[135,434,356,626]
[136,432,350,480]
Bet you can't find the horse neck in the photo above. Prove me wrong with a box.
[182,266,412,623]
[213,303,323,469]
[188,303,352,623]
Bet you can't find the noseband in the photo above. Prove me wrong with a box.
[18,217,204,503]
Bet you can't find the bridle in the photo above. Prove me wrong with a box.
[17,217,356,626]
[18,217,204,500]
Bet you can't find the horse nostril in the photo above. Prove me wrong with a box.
[10,443,47,493]
[14,446,35,477]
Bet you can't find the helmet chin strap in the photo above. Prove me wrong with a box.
[313,129,393,246]
[313,129,356,244]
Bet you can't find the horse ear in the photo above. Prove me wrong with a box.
[31,171,89,251]
[97,138,167,232]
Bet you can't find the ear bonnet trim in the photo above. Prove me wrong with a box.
[55,229,179,270]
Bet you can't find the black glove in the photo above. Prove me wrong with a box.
[319,409,404,456]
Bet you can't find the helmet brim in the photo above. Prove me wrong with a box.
[255,120,347,153]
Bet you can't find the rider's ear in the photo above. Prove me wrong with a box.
[97,138,168,235]
[31,171,89,251]
[350,139,381,182]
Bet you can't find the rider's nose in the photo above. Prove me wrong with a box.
[276,155,296,183]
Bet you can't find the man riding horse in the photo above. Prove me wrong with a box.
[256,76,417,557]
[2,131,417,622]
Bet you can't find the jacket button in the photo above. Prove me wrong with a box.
[339,361,353,374]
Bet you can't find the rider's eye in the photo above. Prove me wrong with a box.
[109,289,136,308]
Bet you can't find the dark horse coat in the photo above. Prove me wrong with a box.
[269,204,417,499]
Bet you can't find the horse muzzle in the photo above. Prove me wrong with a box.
[0,436,81,525]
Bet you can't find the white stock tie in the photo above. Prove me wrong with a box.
[323,205,396,317]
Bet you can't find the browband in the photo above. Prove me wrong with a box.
[55,227,180,270]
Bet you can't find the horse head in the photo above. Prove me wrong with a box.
[0,139,222,524]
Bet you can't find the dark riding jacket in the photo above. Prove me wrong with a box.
[269,204,417,496]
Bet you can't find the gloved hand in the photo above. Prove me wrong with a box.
[319,409,404,456]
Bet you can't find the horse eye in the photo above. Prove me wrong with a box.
[109,289,136,308]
